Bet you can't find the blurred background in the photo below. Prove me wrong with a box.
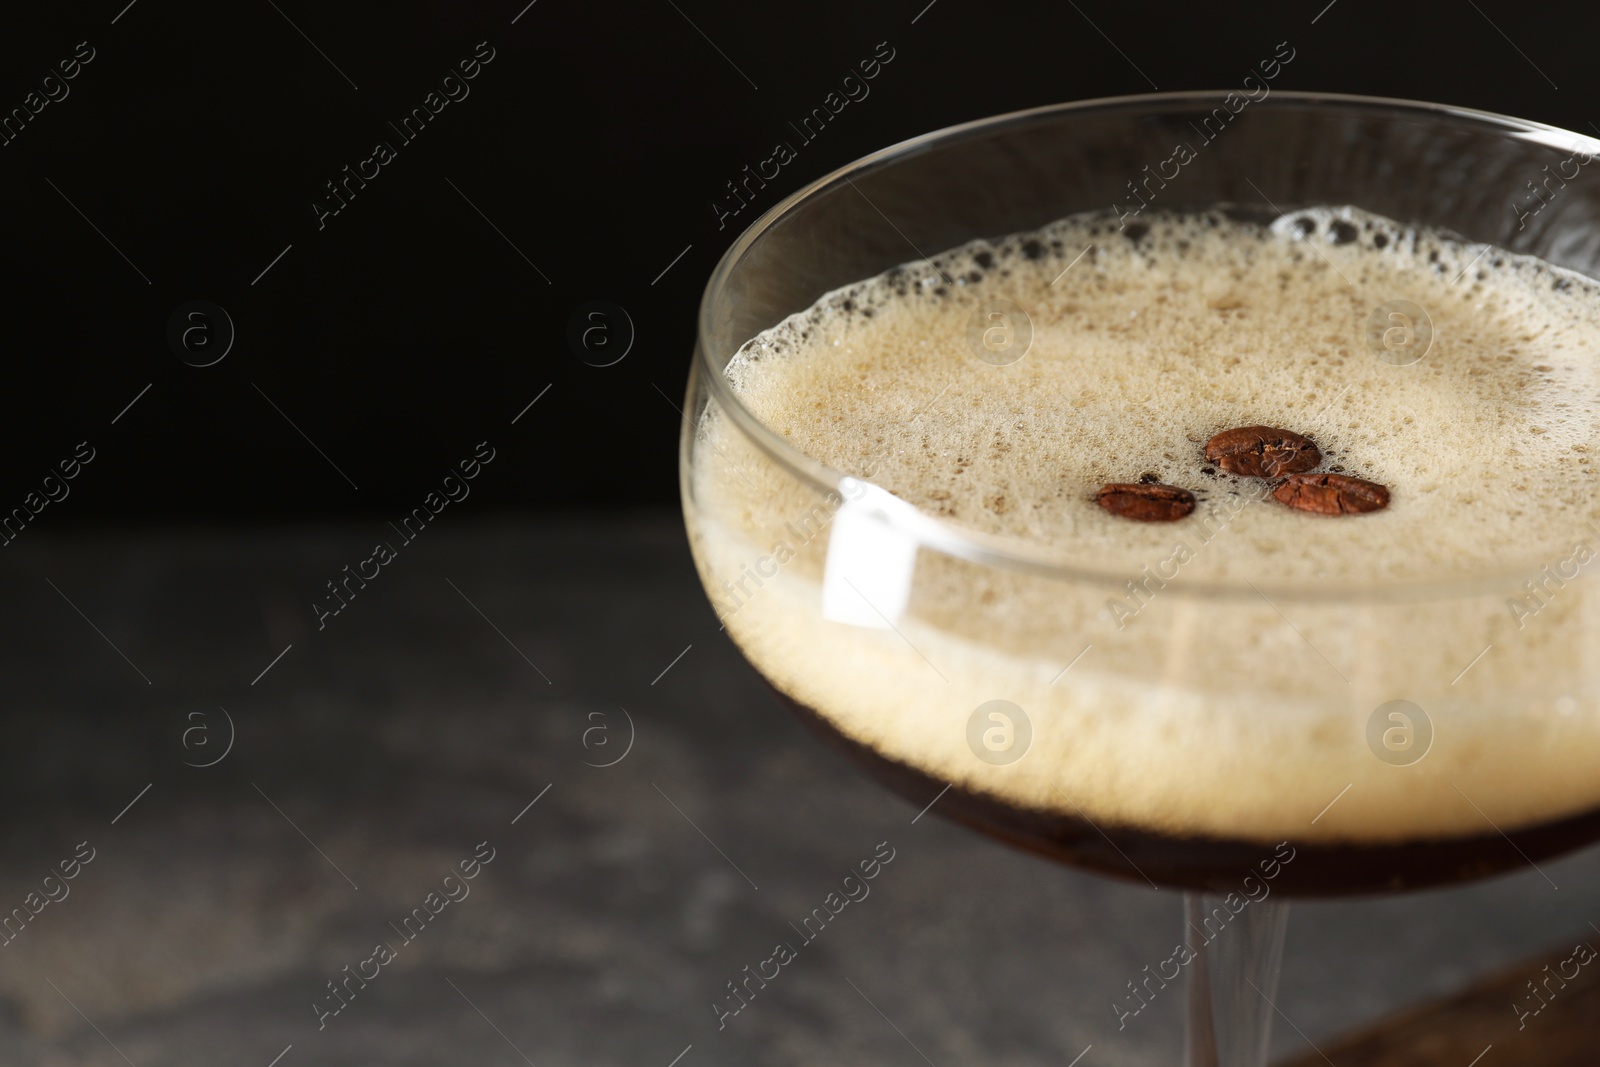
[3,1,1600,1064]
[3,0,1598,522]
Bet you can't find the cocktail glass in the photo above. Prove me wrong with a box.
[680,92,1600,1064]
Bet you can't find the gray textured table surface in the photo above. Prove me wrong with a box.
[1,515,1595,1066]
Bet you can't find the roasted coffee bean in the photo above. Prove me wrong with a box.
[1204,425,1322,478]
[1273,472,1390,515]
[1096,482,1196,522]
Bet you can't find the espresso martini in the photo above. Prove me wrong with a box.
[686,206,1600,894]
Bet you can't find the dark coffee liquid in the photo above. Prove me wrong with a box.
[777,690,1600,896]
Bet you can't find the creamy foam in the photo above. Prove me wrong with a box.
[687,207,1600,845]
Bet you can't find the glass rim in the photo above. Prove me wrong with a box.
[694,90,1600,604]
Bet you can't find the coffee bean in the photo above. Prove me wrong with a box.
[1096,482,1196,522]
[1273,472,1390,515]
[1204,425,1322,478]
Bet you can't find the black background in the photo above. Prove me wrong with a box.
[3,0,1594,525]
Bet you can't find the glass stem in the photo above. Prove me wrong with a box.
[1183,891,1290,1067]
